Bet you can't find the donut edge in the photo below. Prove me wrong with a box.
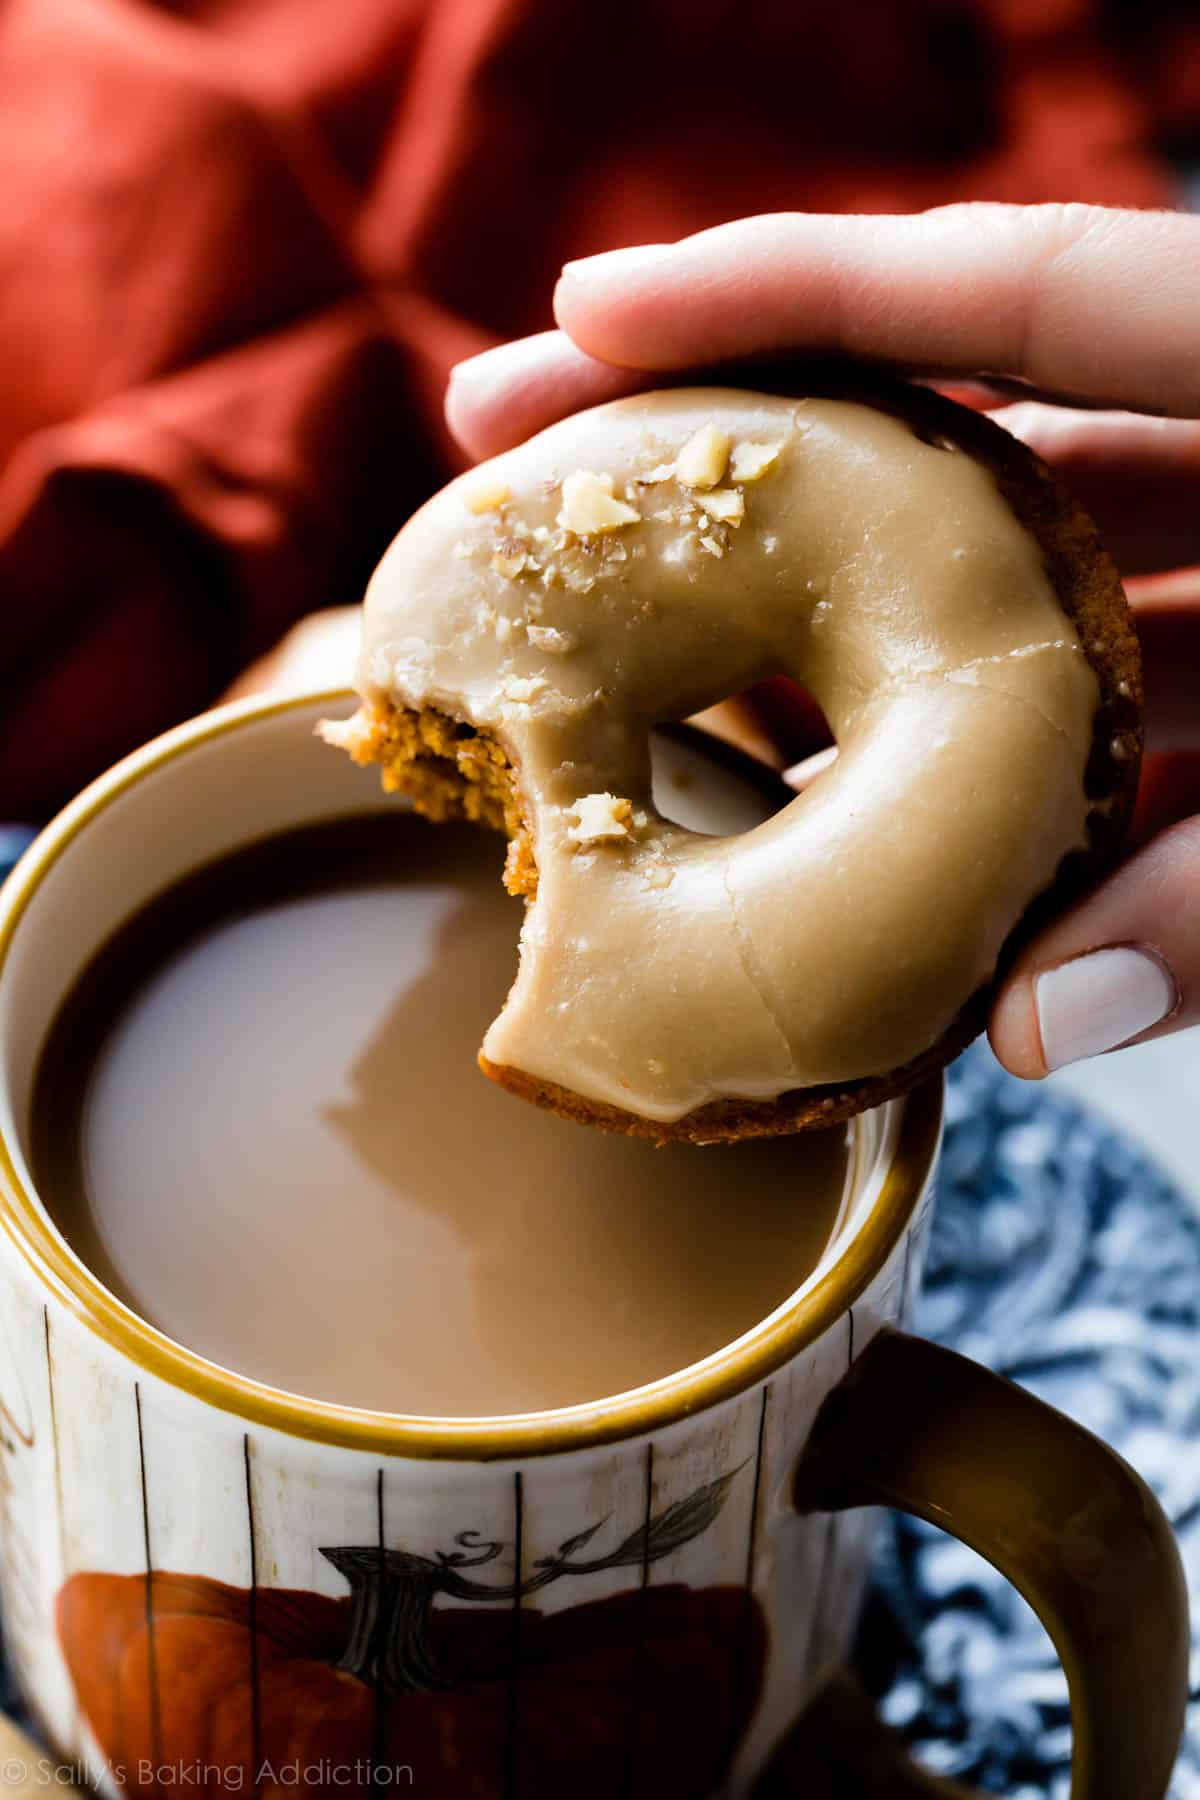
[481,376,1144,1142]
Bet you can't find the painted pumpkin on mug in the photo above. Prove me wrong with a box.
[56,1470,766,1797]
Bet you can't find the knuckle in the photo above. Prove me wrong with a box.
[922,199,1023,233]
[921,198,1121,267]
[1026,199,1110,242]
[1137,815,1200,908]
[1153,811,1200,863]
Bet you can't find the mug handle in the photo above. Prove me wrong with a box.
[790,1327,1190,1800]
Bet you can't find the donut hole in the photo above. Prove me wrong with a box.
[684,678,839,807]
[649,726,788,836]
[337,680,842,897]
[783,742,840,795]
[742,676,834,763]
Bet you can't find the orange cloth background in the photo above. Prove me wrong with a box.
[0,0,1196,814]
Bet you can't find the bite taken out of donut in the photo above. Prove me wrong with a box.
[322,377,1141,1143]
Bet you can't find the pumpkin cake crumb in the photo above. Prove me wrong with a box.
[319,704,538,899]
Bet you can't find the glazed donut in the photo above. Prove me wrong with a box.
[324,380,1141,1141]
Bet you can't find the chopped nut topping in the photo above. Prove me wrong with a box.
[502,674,546,704]
[730,439,785,482]
[567,792,634,844]
[491,548,528,579]
[703,488,744,525]
[699,534,725,558]
[639,462,676,484]
[528,624,574,654]
[676,423,732,488]
[465,478,511,514]
[557,471,641,535]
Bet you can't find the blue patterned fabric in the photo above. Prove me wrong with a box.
[853,1043,1200,1796]
[1,828,1196,1790]
[0,829,37,875]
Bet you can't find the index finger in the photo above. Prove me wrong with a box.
[554,204,1200,418]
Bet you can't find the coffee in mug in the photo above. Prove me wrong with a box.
[32,733,851,1416]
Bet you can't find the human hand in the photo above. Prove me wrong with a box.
[221,606,360,702]
[444,204,1200,1078]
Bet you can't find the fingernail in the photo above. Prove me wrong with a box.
[1034,946,1176,1071]
[560,243,671,286]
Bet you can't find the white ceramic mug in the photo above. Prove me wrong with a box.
[0,692,1187,1799]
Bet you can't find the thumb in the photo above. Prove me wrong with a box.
[989,821,1198,1077]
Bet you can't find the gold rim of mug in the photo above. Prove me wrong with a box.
[0,689,943,1460]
